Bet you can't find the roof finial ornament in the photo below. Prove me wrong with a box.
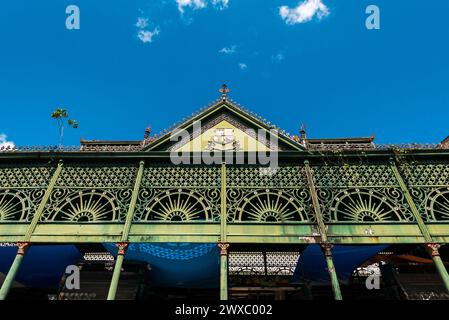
[300,123,307,144]
[144,127,151,140]
[219,83,230,100]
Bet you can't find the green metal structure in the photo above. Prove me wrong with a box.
[1,91,449,300]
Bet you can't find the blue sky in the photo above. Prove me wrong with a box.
[0,0,448,148]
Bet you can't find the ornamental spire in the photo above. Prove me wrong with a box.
[219,84,230,100]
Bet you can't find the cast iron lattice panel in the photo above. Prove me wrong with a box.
[227,166,307,188]
[312,164,414,223]
[266,251,300,275]
[226,166,312,223]
[135,166,221,222]
[229,251,300,276]
[56,164,138,188]
[40,188,132,222]
[227,188,314,222]
[40,163,138,222]
[0,164,54,221]
[133,188,220,222]
[229,252,265,275]
[0,164,54,188]
[400,161,449,221]
[312,164,398,187]
[142,166,220,188]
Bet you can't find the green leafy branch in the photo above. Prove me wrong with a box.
[51,108,78,147]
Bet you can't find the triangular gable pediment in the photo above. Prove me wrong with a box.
[144,99,305,152]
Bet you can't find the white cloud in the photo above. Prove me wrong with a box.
[177,0,229,14]
[0,134,14,148]
[238,63,248,70]
[135,16,160,44]
[212,0,229,10]
[138,27,160,43]
[177,0,206,13]
[135,17,149,29]
[219,45,236,55]
[279,0,329,25]
[272,52,284,63]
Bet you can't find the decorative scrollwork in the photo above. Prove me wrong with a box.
[41,189,127,222]
[329,188,410,222]
[426,188,449,221]
[230,189,310,222]
[0,189,44,222]
[0,190,29,221]
[134,188,219,221]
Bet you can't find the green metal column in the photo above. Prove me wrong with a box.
[304,160,343,300]
[0,242,30,300]
[0,160,63,300]
[424,244,449,293]
[107,242,128,300]
[321,243,343,300]
[107,161,145,300]
[390,158,449,294]
[219,162,229,300]
[219,242,230,300]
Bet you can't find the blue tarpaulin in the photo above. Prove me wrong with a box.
[292,244,387,283]
[0,245,82,288]
[0,243,387,289]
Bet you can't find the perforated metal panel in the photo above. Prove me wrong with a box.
[229,251,300,276]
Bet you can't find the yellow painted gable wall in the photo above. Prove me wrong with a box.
[175,120,271,152]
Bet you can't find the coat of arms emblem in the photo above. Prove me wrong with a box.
[205,128,241,151]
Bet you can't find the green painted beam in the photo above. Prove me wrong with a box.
[0,223,446,243]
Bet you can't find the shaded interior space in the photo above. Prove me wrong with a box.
[1,243,449,300]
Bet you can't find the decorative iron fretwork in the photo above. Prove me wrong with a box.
[142,166,220,188]
[134,165,221,221]
[0,164,54,188]
[328,188,411,222]
[34,163,138,222]
[3,158,449,228]
[229,251,265,275]
[40,188,131,222]
[227,188,312,222]
[133,188,218,221]
[226,166,312,223]
[400,161,449,221]
[56,164,138,188]
[312,164,398,187]
[83,252,115,261]
[227,166,307,188]
[0,189,44,221]
[0,164,54,222]
[312,164,414,223]
[265,251,300,275]
[229,251,299,276]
